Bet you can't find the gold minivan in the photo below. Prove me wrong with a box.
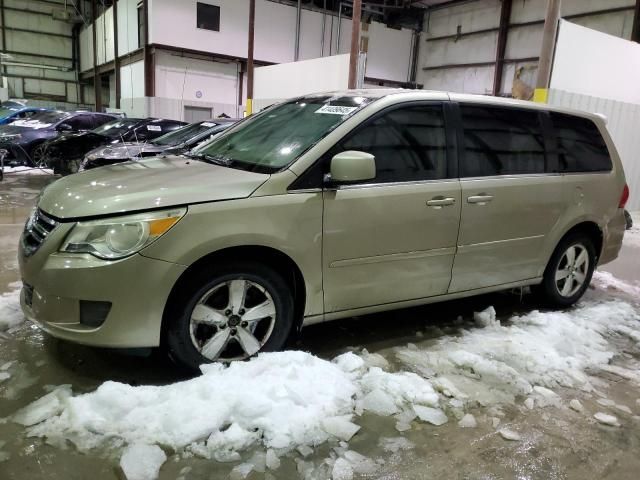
[19,90,629,369]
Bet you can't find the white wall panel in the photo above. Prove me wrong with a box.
[120,60,145,99]
[548,89,640,211]
[253,54,350,107]
[551,20,640,104]
[154,51,238,105]
[366,22,413,81]
[421,65,494,95]
[118,0,141,56]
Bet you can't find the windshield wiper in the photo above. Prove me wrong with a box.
[186,152,234,167]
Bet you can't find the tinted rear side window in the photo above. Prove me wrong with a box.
[460,105,546,177]
[338,104,447,183]
[549,112,612,172]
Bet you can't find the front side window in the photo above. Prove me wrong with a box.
[460,105,546,177]
[336,104,447,183]
[550,112,612,172]
[197,96,372,173]
[64,114,95,131]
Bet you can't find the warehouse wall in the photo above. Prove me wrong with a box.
[417,0,637,96]
[1,0,83,106]
[79,0,141,72]
[148,0,413,82]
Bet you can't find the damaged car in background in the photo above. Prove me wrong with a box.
[80,119,236,171]
[40,117,187,175]
[0,110,116,167]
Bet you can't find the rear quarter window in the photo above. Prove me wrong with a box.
[550,112,612,172]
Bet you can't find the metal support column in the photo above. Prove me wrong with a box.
[493,0,512,96]
[535,0,561,103]
[246,0,255,115]
[348,0,362,89]
[113,0,120,108]
[294,0,301,61]
[632,0,640,43]
[91,0,102,111]
[143,0,154,97]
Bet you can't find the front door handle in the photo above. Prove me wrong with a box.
[426,196,456,208]
[467,194,494,205]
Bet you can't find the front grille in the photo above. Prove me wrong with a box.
[22,209,58,256]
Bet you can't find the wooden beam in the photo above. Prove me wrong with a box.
[535,0,561,93]
[348,0,362,89]
[493,0,512,96]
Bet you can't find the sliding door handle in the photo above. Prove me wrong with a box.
[426,197,456,208]
[467,194,494,205]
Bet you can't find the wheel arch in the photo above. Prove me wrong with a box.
[543,220,603,274]
[161,245,308,343]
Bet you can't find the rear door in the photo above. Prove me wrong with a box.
[322,102,462,312]
[449,103,565,293]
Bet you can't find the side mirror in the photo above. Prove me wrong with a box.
[57,123,72,132]
[328,150,376,184]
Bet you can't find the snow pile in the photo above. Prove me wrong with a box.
[0,282,24,332]
[26,352,358,455]
[0,166,53,175]
[592,271,640,300]
[396,300,640,408]
[120,444,167,480]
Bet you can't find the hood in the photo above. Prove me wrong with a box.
[39,155,270,219]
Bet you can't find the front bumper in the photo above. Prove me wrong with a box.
[18,222,186,348]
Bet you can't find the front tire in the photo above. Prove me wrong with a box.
[535,232,596,307]
[165,262,294,371]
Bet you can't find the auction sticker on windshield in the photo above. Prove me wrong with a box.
[315,105,358,115]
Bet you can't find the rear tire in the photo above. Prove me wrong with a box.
[534,232,596,307]
[164,262,294,371]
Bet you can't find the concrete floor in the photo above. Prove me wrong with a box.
[1,174,639,480]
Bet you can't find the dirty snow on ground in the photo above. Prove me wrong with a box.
[0,282,23,332]
[592,270,640,300]
[5,272,640,478]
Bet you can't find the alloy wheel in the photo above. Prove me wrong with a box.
[189,278,277,361]
[554,243,590,298]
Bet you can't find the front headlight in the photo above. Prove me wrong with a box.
[60,208,186,260]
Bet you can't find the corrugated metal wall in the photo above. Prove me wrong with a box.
[548,89,640,211]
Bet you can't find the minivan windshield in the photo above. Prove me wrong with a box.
[195,95,372,173]
[93,118,141,138]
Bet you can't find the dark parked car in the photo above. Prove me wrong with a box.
[0,110,116,167]
[42,117,187,175]
[0,102,49,125]
[81,119,234,170]
[625,210,633,230]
